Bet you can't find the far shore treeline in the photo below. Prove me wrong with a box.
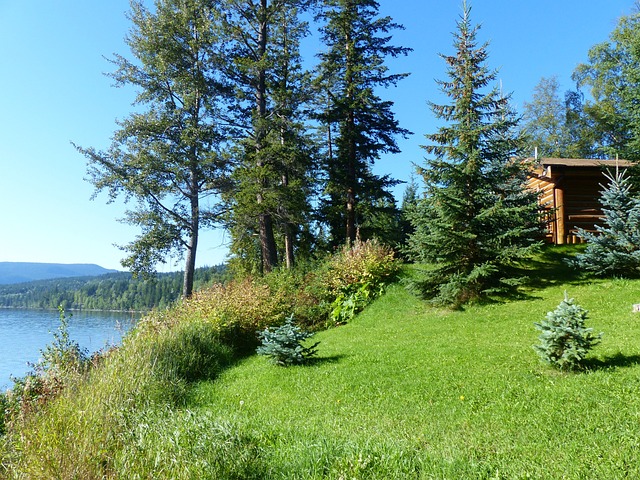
[0,265,228,312]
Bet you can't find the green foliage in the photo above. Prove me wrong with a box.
[2,307,90,433]
[325,239,400,324]
[221,0,316,273]
[0,265,228,311]
[256,316,319,366]
[75,0,232,296]
[407,5,541,307]
[573,10,640,161]
[521,76,596,159]
[534,293,602,370]
[316,0,411,246]
[572,169,640,277]
[151,321,233,383]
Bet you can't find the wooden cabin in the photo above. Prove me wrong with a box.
[528,158,633,244]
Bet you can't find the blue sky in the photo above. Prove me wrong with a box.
[0,0,634,271]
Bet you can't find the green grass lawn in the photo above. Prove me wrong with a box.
[130,269,640,478]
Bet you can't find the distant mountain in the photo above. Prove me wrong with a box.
[0,262,118,285]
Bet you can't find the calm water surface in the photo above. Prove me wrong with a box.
[0,309,138,390]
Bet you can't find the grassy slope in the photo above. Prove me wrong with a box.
[183,272,640,478]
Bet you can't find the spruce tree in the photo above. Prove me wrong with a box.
[533,293,602,371]
[572,168,640,276]
[407,3,541,307]
[316,0,411,247]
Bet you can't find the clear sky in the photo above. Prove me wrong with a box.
[0,0,634,271]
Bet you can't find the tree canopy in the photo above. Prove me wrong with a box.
[75,0,231,297]
[316,0,411,247]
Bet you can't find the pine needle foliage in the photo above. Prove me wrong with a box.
[316,0,411,246]
[256,316,319,366]
[407,3,541,307]
[572,168,640,277]
[533,293,602,371]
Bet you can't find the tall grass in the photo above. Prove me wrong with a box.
[1,239,400,479]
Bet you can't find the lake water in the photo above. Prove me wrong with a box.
[0,309,138,391]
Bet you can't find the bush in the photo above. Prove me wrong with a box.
[533,293,603,370]
[256,316,319,366]
[324,239,400,325]
[571,169,640,277]
[2,307,90,430]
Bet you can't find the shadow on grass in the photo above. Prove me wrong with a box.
[306,354,345,366]
[583,352,640,371]
[521,244,590,288]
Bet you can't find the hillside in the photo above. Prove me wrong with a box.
[0,262,117,285]
[0,265,228,311]
[5,247,640,478]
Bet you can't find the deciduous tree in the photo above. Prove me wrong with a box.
[573,8,640,161]
[75,0,230,297]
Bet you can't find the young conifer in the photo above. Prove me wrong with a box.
[407,3,541,307]
[533,293,602,371]
[572,168,640,277]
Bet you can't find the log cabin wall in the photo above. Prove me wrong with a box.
[528,158,632,244]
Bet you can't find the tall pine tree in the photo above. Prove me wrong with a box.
[407,3,541,307]
[316,0,411,247]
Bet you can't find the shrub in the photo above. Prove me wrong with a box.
[256,316,319,366]
[3,307,90,430]
[533,293,603,370]
[572,168,640,277]
[324,238,400,324]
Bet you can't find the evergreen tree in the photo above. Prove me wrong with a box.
[407,3,541,307]
[533,293,602,371]
[316,0,411,247]
[75,0,230,297]
[572,168,640,276]
[220,0,315,274]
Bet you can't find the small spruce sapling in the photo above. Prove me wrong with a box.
[257,316,319,366]
[533,293,602,370]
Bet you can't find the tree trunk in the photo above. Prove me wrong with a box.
[344,21,357,245]
[183,237,197,298]
[259,211,278,273]
[284,222,295,269]
[183,168,200,297]
[256,0,278,273]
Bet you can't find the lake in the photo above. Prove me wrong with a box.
[0,309,138,391]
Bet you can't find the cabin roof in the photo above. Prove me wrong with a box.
[531,157,634,168]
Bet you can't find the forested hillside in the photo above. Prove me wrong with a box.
[0,263,117,285]
[0,265,228,311]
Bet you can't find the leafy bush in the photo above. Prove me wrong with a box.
[2,307,90,430]
[257,316,319,366]
[324,239,400,324]
[533,293,603,370]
